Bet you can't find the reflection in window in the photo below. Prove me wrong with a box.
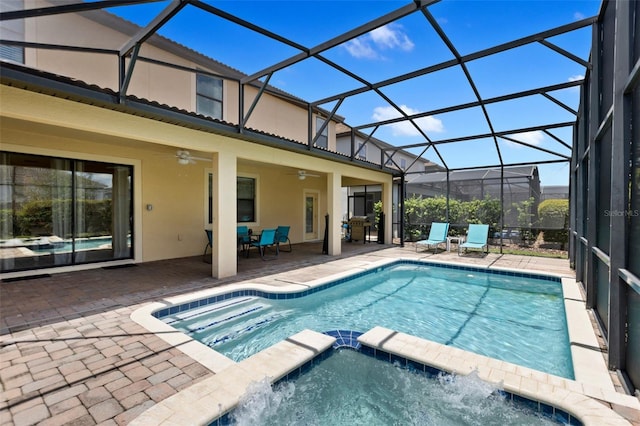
[0,152,133,272]
[305,196,314,233]
[357,142,367,160]
[237,177,255,222]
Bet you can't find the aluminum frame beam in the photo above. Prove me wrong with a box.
[353,80,582,131]
[119,0,187,57]
[0,0,161,21]
[420,8,503,164]
[240,0,439,85]
[311,17,596,107]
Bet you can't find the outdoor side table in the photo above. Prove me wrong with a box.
[446,236,465,252]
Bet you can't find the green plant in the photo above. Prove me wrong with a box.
[508,197,539,245]
[403,195,425,241]
[538,199,569,249]
[402,195,502,241]
[7,199,113,239]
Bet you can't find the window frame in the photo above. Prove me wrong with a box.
[196,72,223,120]
[315,117,328,149]
[237,175,258,224]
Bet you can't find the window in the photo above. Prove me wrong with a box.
[400,158,407,170]
[315,117,328,149]
[0,0,25,64]
[196,73,223,119]
[0,44,23,63]
[357,142,367,160]
[0,152,133,272]
[237,177,255,222]
[206,175,257,224]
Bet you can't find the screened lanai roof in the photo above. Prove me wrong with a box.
[408,165,539,185]
[0,0,598,181]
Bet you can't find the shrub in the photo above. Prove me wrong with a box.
[538,199,569,248]
[402,195,501,240]
[7,199,112,238]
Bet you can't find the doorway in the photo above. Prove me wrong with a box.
[304,191,319,241]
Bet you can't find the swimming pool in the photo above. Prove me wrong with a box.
[157,260,574,379]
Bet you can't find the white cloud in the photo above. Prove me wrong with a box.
[372,105,444,136]
[509,131,545,147]
[574,12,586,20]
[343,24,414,60]
[568,74,583,82]
[343,38,378,59]
[370,24,414,51]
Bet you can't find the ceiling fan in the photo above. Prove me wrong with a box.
[293,170,320,180]
[175,149,211,165]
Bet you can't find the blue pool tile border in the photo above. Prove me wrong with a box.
[153,259,561,320]
[209,342,580,426]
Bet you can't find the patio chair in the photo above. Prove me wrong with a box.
[248,228,278,260]
[203,229,213,262]
[237,226,251,255]
[275,225,292,252]
[416,222,449,253]
[458,224,490,256]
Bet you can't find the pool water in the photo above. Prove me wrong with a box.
[30,236,129,253]
[165,262,574,378]
[228,349,561,426]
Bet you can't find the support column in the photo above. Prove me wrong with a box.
[382,178,393,244]
[607,0,631,371]
[211,152,237,278]
[327,172,342,255]
[585,19,600,308]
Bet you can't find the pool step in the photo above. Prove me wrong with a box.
[200,310,285,348]
[169,297,287,349]
[162,296,260,325]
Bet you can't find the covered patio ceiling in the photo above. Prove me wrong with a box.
[1,0,598,182]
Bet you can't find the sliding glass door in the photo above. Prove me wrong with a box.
[0,152,133,272]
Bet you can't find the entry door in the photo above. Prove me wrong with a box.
[304,191,319,241]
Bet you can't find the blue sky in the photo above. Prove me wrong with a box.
[109,0,601,187]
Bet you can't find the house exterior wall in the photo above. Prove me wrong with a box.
[0,2,394,277]
[18,0,334,146]
[1,85,391,273]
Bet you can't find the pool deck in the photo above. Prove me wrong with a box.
[1,242,639,425]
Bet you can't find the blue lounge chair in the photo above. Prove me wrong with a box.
[275,225,292,252]
[416,222,449,253]
[458,224,490,256]
[248,228,278,260]
[203,229,213,262]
